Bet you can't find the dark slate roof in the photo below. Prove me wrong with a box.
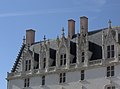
[70,41,76,63]
[72,28,107,38]
[89,41,102,60]
[49,48,56,60]
[34,53,39,61]
[11,44,25,72]
[118,34,120,44]
[49,48,56,66]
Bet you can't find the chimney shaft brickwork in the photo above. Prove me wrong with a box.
[80,16,88,34]
[26,29,35,45]
[68,19,75,39]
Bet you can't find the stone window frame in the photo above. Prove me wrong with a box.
[43,58,46,69]
[60,54,66,66]
[107,65,114,77]
[107,45,114,58]
[104,84,115,89]
[59,73,66,83]
[25,60,31,71]
[42,76,45,86]
[81,70,85,80]
[81,52,85,63]
[24,78,30,88]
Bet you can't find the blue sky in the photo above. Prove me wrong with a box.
[0,0,120,89]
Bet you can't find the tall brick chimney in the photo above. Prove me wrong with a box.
[80,16,88,34]
[26,29,35,45]
[68,19,75,39]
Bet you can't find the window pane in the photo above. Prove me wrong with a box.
[25,60,28,71]
[28,60,31,70]
[107,71,110,77]
[111,66,114,70]
[82,52,84,56]
[111,45,114,50]
[111,51,114,57]
[61,55,63,59]
[107,46,110,51]
[64,59,66,65]
[107,66,110,71]
[81,70,84,73]
[107,87,111,89]
[27,78,29,87]
[64,54,66,58]
[107,52,110,58]
[60,59,63,66]
[111,70,114,76]
[63,77,65,83]
[81,70,84,80]
[42,76,45,85]
[81,74,84,80]
[112,86,115,89]
[24,79,26,87]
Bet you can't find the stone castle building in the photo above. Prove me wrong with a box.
[7,16,120,89]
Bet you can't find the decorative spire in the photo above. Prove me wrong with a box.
[22,36,26,44]
[56,35,60,47]
[62,27,65,37]
[57,35,59,39]
[108,19,112,29]
[43,35,46,41]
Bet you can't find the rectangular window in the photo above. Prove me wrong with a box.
[24,78,30,87]
[60,54,66,66]
[107,45,114,58]
[42,76,45,85]
[59,73,66,83]
[107,46,110,58]
[81,70,84,80]
[111,45,114,57]
[107,86,115,89]
[107,66,114,77]
[43,58,46,69]
[81,52,85,63]
[25,60,31,71]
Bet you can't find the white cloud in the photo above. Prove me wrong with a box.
[72,0,107,12]
[0,0,107,18]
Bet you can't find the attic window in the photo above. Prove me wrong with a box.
[25,60,31,71]
[60,54,66,66]
[107,45,114,58]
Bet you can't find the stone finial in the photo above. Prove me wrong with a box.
[62,27,65,37]
[43,35,46,41]
[23,36,26,44]
[108,19,112,29]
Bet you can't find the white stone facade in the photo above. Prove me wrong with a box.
[7,16,120,89]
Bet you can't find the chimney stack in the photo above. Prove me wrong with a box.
[68,19,75,39]
[26,29,35,45]
[80,16,88,34]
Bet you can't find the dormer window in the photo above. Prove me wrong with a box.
[107,45,114,58]
[25,60,31,71]
[60,54,66,66]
